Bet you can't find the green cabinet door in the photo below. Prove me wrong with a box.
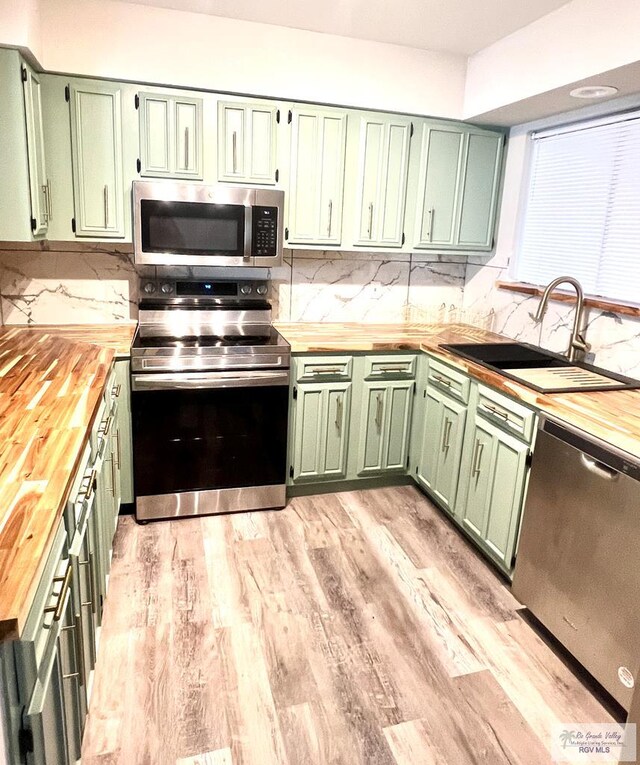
[22,63,50,237]
[287,107,347,245]
[217,101,278,185]
[25,635,68,765]
[416,386,467,512]
[139,91,203,179]
[414,125,464,247]
[69,81,125,238]
[292,382,351,482]
[458,414,529,573]
[357,380,414,476]
[58,579,85,764]
[353,114,412,247]
[114,360,134,505]
[456,130,503,249]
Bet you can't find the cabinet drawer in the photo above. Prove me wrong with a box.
[364,354,416,379]
[427,356,470,404]
[476,384,536,443]
[296,355,353,382]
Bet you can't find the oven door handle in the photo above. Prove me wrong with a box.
[132,370,290,391]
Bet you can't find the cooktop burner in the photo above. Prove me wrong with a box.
[132,328,283,350]
[132,278,290,373]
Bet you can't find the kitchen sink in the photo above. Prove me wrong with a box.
[439,341,640,393]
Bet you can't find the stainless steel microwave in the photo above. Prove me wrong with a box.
[133,181,284,267]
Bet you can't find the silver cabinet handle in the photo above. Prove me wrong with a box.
[232,130,237,173]
[335,395,343,431]
[426,207,434,241]
[111,455,117,498]
[42,183,49,223]
[472,439,484,477]
[45,564,73,622]
[184,126,190,169]
[46,179,52,220]
[103,184,109,228]
[88,551,97,614]
[482,403,509,421]
[115,428,121,469]
[433,374,452,388]
[375,392,383,430]
[376,365,407,373]
[327,199,333,237]
[441,418,452,452]
[310,367,343,375]
[368,202,374,238]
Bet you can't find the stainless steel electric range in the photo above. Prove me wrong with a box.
[130,277,290,522]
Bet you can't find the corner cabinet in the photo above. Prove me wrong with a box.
[217,100,279,185]
[68,81,125,238]
[413,124,504,251]
[352,114,413,248]
[138,91,203,179]
[286,107,348,246]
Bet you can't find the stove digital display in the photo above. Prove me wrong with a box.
[175,281,238,297]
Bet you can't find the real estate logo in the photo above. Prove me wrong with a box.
[551,723,636,762]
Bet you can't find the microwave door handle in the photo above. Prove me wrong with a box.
[243,205,253,262]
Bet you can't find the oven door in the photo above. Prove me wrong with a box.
[131,370,289,520]
[133,181,253,266]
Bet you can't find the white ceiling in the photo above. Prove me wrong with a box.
[111,0,573,55]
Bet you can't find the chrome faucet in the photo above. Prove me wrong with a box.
[534,276,591,362]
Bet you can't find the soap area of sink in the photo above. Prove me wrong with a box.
[439,341,640,393]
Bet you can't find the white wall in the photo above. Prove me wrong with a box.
[0,0,41,60]
[31,0,467,117]
[464,0,640,119]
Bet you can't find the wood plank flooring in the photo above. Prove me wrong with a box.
[82,486,615,765]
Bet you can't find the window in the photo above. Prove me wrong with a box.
[515,111,640,305]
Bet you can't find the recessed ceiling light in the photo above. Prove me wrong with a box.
[569,85,619,99]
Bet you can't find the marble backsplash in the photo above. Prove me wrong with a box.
[0,244,471,326]
[0,243,637,377]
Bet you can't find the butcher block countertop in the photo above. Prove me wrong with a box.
[9,322,138,358]
[276,322,640,462]
[0,326,130,641]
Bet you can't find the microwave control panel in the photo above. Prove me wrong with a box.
[252,206,278,257]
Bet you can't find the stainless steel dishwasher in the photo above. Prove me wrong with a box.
[512,415,640,710]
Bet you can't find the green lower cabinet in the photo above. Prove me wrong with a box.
[456,413,530,573]
[291,381,351,482]
[416,385,467,512]
[357,380,414,476]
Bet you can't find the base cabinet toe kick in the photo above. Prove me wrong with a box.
[0,361,131,765]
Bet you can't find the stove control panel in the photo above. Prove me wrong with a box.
[139,278,270,302]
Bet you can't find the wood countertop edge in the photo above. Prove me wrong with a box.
[0,335,117,643]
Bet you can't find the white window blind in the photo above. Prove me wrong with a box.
[515,112,640,305]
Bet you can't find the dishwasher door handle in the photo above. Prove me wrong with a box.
[580,453,619,481]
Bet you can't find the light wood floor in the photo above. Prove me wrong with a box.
[82,486,615,765]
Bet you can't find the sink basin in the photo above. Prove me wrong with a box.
[439,342,568,370]
[439,341,640,393]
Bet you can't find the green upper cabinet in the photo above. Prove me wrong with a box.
[286,106,347,245]
[217,100,278,185]
[69,81,125,238]
[291,380,352,483]
[138,91,203,179]
[352,113,413,248]
[22,64,50,237]
[356,379,414,476]
[456,129,504,249]
[413,124,504,251]
[457,412,529,573]
[414,124,464,247]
